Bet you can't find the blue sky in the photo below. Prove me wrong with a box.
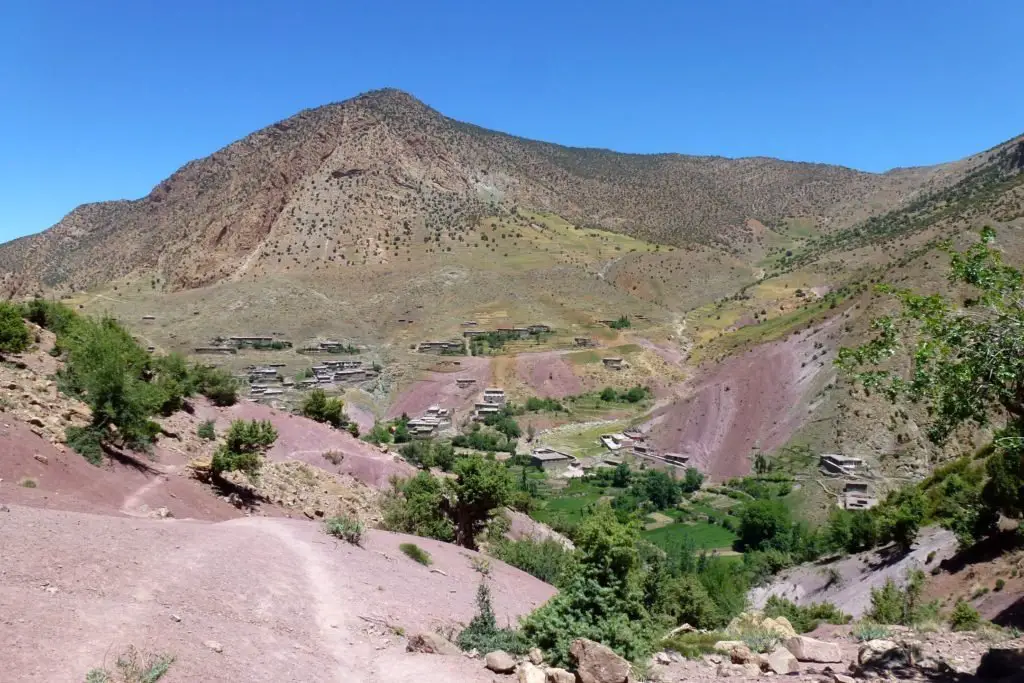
[2,0,1022,243]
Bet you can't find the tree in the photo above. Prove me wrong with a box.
[635,470,680,510]
[737,499,792,553]
[381,472,455,542]
[839,228,1024,537]
[680,467,705,493]
[879,487,925,551]
[521,506,655,666]
[600,387,618,402]
[0,302,30,354]
[151,353,195,414]
[449,456,513,549]
[192,364,238,406]
[612,462,632,488]
[300,388,347,428]
[210,419,277,480]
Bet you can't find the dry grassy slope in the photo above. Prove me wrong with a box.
[0,88,974,298]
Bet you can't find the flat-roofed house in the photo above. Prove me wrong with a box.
[530,447,574,472]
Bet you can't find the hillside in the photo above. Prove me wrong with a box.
[0,88,962,297]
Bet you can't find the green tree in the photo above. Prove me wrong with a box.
[634,470,681,510]
[737,499,792,553]
[0,302,31,354]
[191,364,238,406]
[521,506,655,666]
[600,387,618,402]
[381,472,455,542]
[210,419,277,480]
[839,229,1024,536]
[449,455,513,549]
[612,462,632,488]
[300,388,347,428]
[681,467,705,493]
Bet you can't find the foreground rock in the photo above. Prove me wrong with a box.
[571,638,632,683]
[517,662,545,683]
[406,632,461,656]
[485,650,517,674]
[784,635,842,663]
[765,646,799,674]
[976,648,1024,680]
[545,667,575,683]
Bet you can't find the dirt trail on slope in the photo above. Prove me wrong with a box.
[644,318,840,480]
[0,504,555,682]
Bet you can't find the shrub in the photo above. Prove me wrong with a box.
[490,537,572,585]
[456,581,527,654]
[867,570,935,626]
[660,630,728,659]
[381,473,455,542]
[66,425,106,465]
[657,574,722,630]
[301,389,347,428]
[763,596,850,633]
[210,419,277,480]
[852,621,891,642]
[85,644,174,682]
[19,477,37,488]
[949,600,981,631]
[0,302,31,354]
[995,578,1006,592]
[324,515,364,545]
[196,420,216,441]
[322,450,343,465]
[191,365,238,406]
[399,542,432,566]
[740,626,780,654]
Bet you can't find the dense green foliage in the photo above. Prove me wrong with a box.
[65,425,105,465]
[0,302,31,353]
[196,420,216,441]
[867,570,937,626]
[609,315,632,330]
[490,537,572,585]
[839,229,1024,546]
[399,439,456,470]
[210,419,277,480]
[949,599,981,631]
[300,388,348,428]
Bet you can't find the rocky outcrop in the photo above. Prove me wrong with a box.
[784,635,842,663]
[517,662,545,683]
[545,667,575,683]
[570,638,632,683]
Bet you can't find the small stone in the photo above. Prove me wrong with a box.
[785,635,842,663]
[485,650,517,674]
[833,674,856,683]
[655,652,671,665]
[545,667,575,683]
[170,614,182,622]
[33,453,48,464]
[204,640,223,653]
[406,631,460,656]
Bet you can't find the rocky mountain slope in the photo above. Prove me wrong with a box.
[0,88,991,297]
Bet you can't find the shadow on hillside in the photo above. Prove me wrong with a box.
[938,530,1024,575]
[993,594,1024,629]
[101,442,163,475]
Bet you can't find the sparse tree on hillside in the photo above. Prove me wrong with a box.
[0,303,31,354]
[300,388,347,428]
[210,419,277,481]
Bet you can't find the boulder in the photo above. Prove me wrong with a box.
[763,616,798,639]
[654,652,671,666]
[485,650,517,674]
[545,668,575,683]
[570,638,632,683]
[727,644,756,665]
[784,635,842,663]
[977,648,1024,680]
[857,639,908,671]
[518,662,545,683]
[406,631,461,656]
[765,646,799,674]
[529,647,545,666]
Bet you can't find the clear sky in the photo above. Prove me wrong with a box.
[2,0,1022,243]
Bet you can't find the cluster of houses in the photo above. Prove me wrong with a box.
[462,323,552,340]
[472,388,507,421]
[598,429,689,468]
[195,335,293,354]
[299,359,378,388]
[247,364,289,401]
[819,454,878,510]
[417,340,466,354]
[298,339,360,355]
[407,406,454,438]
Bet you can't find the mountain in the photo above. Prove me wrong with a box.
[0,88,989,297]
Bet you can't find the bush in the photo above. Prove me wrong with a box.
[301,389,347,428]
[324,515,364,545]
[852,621,891,642]
[949,600,981,631]
[399,542,432,565]
[490,537,572,585]
[196,420,216,441]
[0,302,31,354]
[660,630,728,659]
[740,626,780,654]
[657,574,722,630]
[191,365,238,406]
[210,419,277,480]
[66,425,106,465]
[736,499,793,552]
[456,581,527,654]
[867,570,935,626]
[381,473,455,542]
[763,595,850,633]
[995,578,1006,592]
[86,645,174,683]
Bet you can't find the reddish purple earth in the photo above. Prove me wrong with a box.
[386,357,493,420]
[645,319,839,480]
[515,352,584,398]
